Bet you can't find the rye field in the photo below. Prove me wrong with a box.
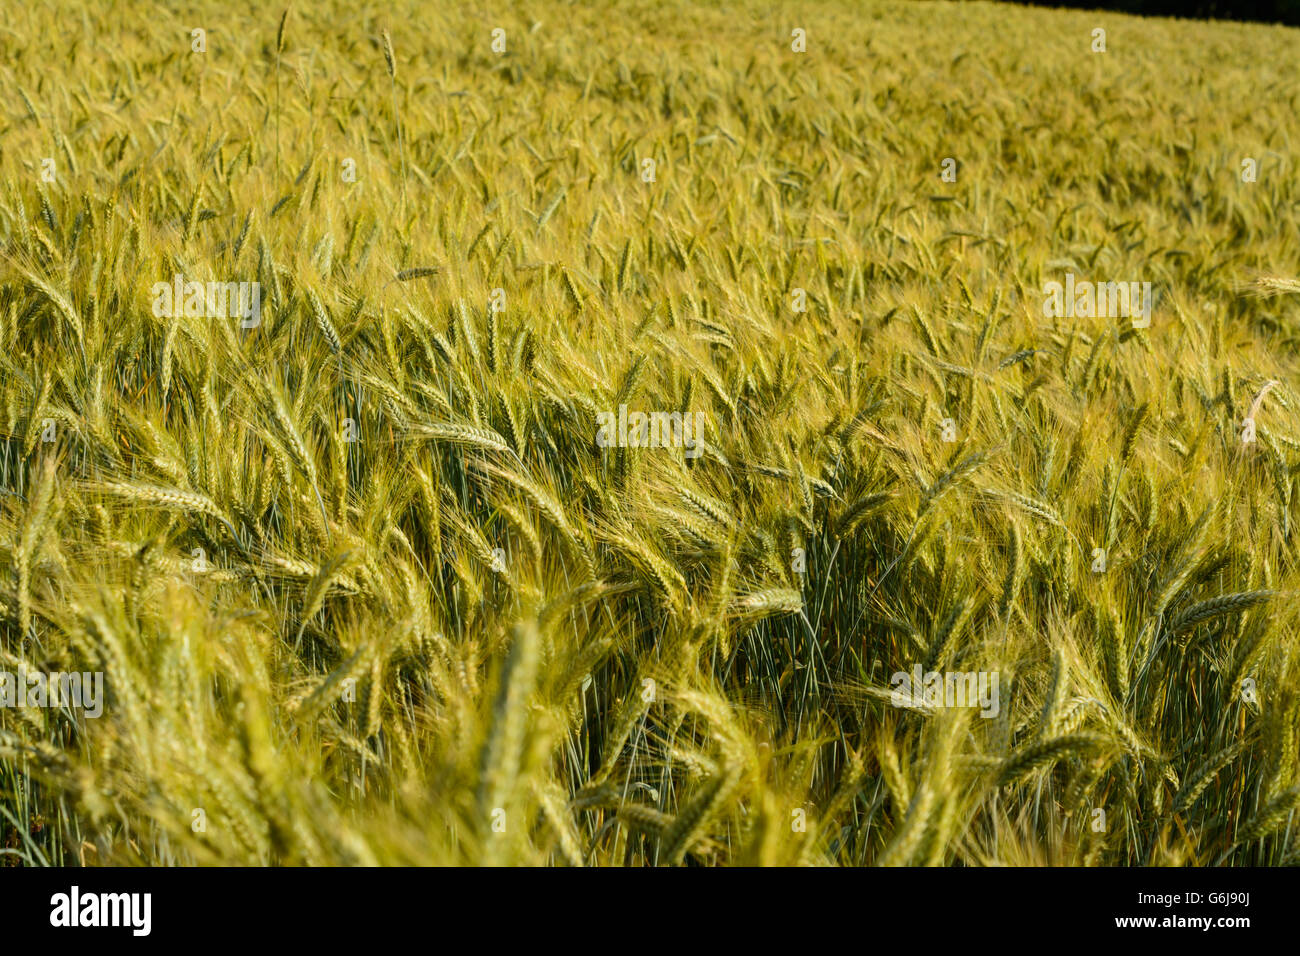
[1,0,1299,867]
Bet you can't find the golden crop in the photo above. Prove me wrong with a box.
[1,0,1298,865]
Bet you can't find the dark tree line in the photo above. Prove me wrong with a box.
[1009,0,1300,26]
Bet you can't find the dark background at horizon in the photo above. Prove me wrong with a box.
[1006,0,1300,26]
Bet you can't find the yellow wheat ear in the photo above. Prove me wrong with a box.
[1247,379,1280,423]
[1252,275,1300,297]
[380,30,396,79]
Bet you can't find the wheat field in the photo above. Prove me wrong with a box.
[1,0,1299,866]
